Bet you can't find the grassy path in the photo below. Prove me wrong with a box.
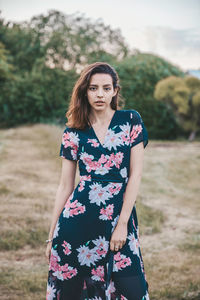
[0,124,199,299]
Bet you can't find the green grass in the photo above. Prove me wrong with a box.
[136,197,165,235]
[0,266,47,300]
[0,227,48,251]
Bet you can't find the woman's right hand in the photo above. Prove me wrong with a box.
[45,241,52,264]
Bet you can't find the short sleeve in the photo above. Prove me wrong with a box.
[129,110,148,149]
[59,126,79,161]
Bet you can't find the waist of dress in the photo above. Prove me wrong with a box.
[79,174,128,183]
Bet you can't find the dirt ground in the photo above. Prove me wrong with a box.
[0,123,199,300]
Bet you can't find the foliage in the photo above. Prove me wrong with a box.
[154,76,200,139]
[0,11,195,140]
[115,53,185,139]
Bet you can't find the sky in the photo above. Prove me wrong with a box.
[0,0,200,71]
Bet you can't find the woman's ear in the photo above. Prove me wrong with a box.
[113,87,118,96]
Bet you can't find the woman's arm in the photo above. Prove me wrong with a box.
[109,142,144,251]
[48,158,77,240]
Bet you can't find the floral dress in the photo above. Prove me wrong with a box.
[46,109,150,300]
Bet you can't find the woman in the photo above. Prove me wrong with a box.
[45,62,150,300]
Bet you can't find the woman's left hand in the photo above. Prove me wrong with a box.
[110,222,127,252]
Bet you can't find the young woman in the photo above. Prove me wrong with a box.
[45,62,150,300]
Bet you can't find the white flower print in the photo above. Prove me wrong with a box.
[62,131,79,160]
[89,182,111,206]
[51,248,61,263]
[105,280,116,299]
[76,245,99,267]
[105,182,123,196]
[99,204,114,221]
[87,138,100,148]
[53,220,60,239]
[62,240,72,255]
[88,297,103,300]
[130,124,142,145]
[111,215,119,233]
[142,291,150,300]
[46,282,56,300]
[80,151,124,174]
[119,122,131,145]
[63,199,86,218]
[120,167,127,178]
[92,236,109,258]
[95,165,110,175]
[127,233,140,257]
[113,252,132,272]
[91,265,105,282]
[103,129,123,150]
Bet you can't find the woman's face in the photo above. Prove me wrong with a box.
[87,73,117,112]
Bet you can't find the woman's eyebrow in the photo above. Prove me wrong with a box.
[89,84,112,87]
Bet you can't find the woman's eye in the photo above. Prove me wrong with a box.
[88,87,111,91]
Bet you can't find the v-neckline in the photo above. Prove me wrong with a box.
[90,110,118,147]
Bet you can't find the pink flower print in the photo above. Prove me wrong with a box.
[83,280,87,290]
[114,252,121,261]
[121,295,128,300]
[113,252,132,272]
[107,183,122,195]
[91,265,105,282]
[62,241,72,255]
[62,132,79,158]
[99,204,114,220]
[106,280,116,297]
[78,181,84,191]
[119,123,131,146]
[112,152,124,169]
[96,248,107,257]
[49,249,60,272]
[92,236,109,259]
[104,159,114,169]
[49,249,78,281]
[78,175,91,191]
[80,175,91,181]
[87,138,100,147]
[63,199,86,218]
[132,216,137,231]
[98,154,108,164]
[130,124,142,144]
[60,264,78,280]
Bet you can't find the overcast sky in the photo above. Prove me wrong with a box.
[1,0,200,71]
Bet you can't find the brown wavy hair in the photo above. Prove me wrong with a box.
[66,62,124,130]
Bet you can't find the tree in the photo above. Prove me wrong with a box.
[154,76,200,140]
[0,42,14,81]
[115,53,185,139]
[26,10,129,71]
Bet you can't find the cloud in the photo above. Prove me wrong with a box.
[128,25,200,70]
[147,26,200,54]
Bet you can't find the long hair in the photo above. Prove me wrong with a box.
[66,62,123,129]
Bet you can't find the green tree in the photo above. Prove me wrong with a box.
[115,53,185,139]
[27,10,129,71]
[0,42,14,81]
[154,76,200,140]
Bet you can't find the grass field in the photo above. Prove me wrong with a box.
[0,124,199,300]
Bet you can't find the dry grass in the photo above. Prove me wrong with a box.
[0,124,199,299]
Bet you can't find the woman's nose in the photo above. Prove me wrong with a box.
[97,88,104,97]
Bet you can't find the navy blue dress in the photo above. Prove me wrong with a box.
[46,109,150,300]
